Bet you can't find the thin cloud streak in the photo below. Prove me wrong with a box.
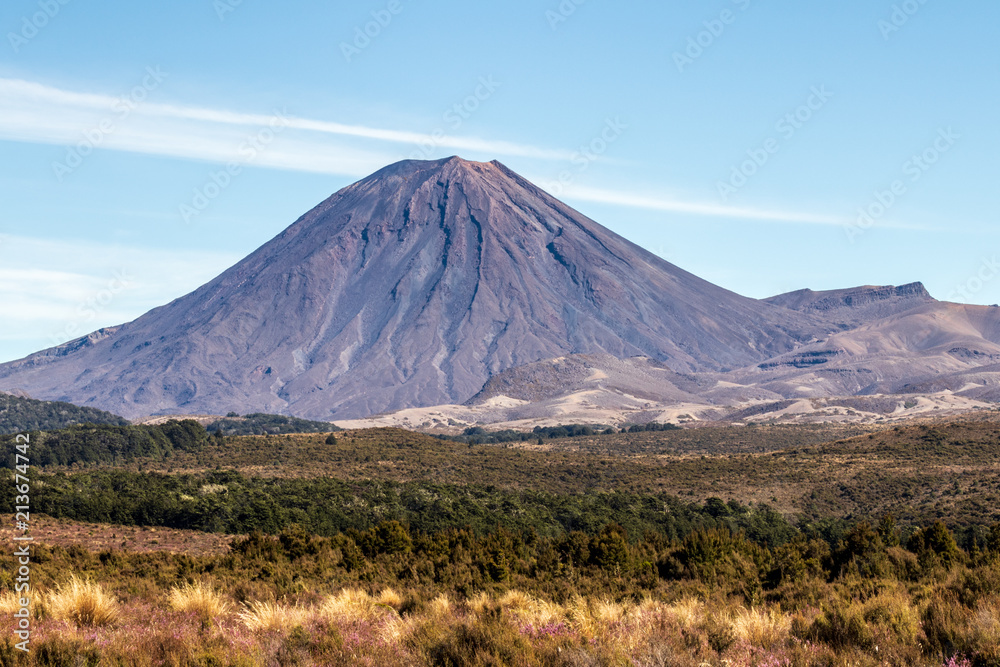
[559,184,845,225]
[558,184,936,231]
[0,78,572,161]
[0,77,923,229]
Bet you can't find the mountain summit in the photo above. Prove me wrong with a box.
[0,157,828,419]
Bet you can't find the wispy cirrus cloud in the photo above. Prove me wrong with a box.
[0,77,572,175]
[554,184,936,230]
[556,183,847,226]
[0,77,894,228]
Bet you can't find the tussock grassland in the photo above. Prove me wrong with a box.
[0,516,998,665]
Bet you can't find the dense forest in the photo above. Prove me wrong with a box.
[0,419,209,468]
[205,412,341,436]
[0,393,129,435]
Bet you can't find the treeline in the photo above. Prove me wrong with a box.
[228,515,1000,599]
[438,422,680,445]
[0,420,209,468]
[0,393,129,436]
[206,412,341,436]
[13,466,1000,559]
[5,469,795,545]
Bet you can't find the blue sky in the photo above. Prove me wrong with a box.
[0,0,997,363]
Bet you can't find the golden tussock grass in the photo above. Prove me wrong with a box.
[565,595,598,638]
[729,606,792,648]
[168,581,231,624]
[319,588,406,644]
[566,596,628,641]
[319,588,375,622]
[375,587,403,610]
[0,590,27,616]
[664,597,704,631]
[238,600,310,633]
[427,593,452,619]
[860,588,922,644]
[466,591,492,616]
[46,576,119,627]
[496,590,564,628]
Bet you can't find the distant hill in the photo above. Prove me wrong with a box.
[764,282,935,327]
[205,413,340,436]
[0,392,129,435]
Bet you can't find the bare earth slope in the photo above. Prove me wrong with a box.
[0,157,828,420]
[734,301,1000,399]
[765,282,935,328]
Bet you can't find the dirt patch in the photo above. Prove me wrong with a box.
[1,514,235,556]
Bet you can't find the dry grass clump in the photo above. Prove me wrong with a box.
[168,581,231,624]
[319,587,406,644]
[375,587,403,610]
[238,600,310,633]
[729,606,792,648]
[46,576,119,627]
[467,591,492,616]
[319,588,375,622]
[496,589,564,628]
[566,595,599,639]
[565,595,652,646]
[664,597,704,630]
[0,590,27,615]
[969,596,1000,660]
[427,593,452,619]
[319,588,402,622]
[974,596,1000,634]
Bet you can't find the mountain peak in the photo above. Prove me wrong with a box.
[0,159,825,420]
[368,156,504,181]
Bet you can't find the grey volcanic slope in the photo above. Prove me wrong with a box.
[0,157,826,420]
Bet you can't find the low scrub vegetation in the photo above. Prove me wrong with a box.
[2,526,1000,665]
[2,416,1000,664]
